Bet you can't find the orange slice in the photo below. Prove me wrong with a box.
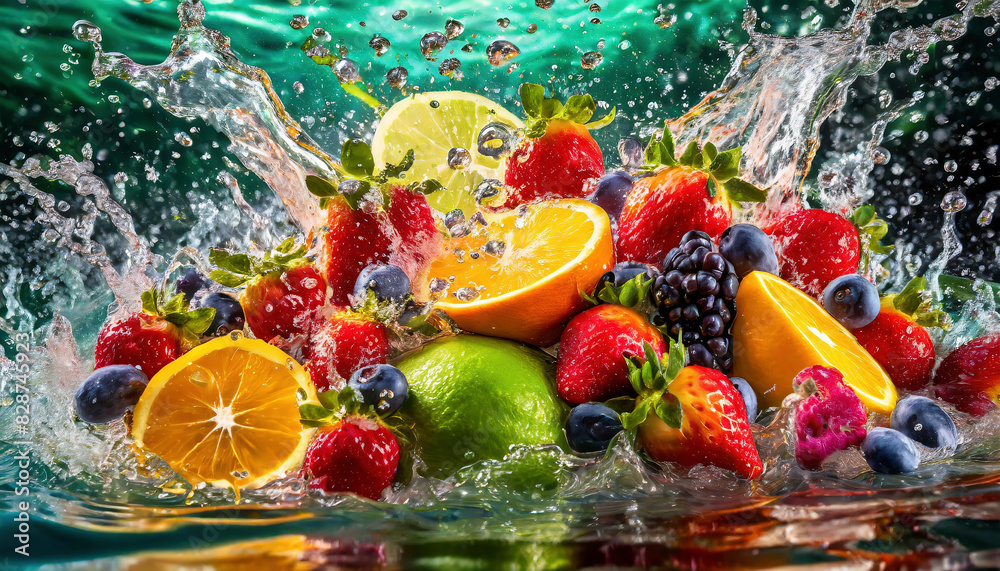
[132,334,318,492]
[732,271,897,414]
[415,199,614,346]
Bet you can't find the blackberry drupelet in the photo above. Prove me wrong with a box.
[649,230,739,372]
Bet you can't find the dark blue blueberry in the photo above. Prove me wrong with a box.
[862,427,920,474]
[74,365,149,424]
[717,224,779,279]
[587,170,633,222]
[890,395,958,449]
[730,376,758,423]
[565,403,623,454]
[353,264,411,306]
[200,292,246,337]
[822,274,880,329]
[175,268,208,299]
[348,364,408,417]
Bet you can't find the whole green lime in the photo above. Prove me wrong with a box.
[396,335,568,482]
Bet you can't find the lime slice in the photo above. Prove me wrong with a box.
[372,91,524,215]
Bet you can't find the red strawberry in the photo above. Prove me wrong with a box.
[851,277,947,391]
[484,84,614,211]
[210,239,326,344]
[322,195,393,307]
[94,288,216,377]
[616,126,766,265]
[934,334,1000,417]
[557,278,665,404]
[626,340,763,479]
[792,365,867,470]
[306,312,391,392]
[383,185,442,281]
[768,209,860,298]
[301,415,400,500]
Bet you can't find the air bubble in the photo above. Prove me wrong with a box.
[293,81,304,94]
[454,287,480,301]
[941,191,967,213]
[439,58,463,80]
[445,19,465,39]
[386,66,408,89]
[944,160,958,173]
[908,193,923,206]
[581,51,604,69]
[289,15,309,30]
[536,0,555,9]
[369,35,391,56]
[447,147,472,169]
[487,40,521,66]
[72,20,102,42]
[497,18,511,29]
[527,23,538,33]
[333,59,361,84]
[420,32,448,60]
[392,10,408,21]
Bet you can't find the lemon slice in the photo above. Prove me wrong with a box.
[132,334,318,492]
[372,91,523,215]
[732,271,897,414]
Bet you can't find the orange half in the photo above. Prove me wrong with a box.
[732,271,897,414]
[132,334,318,492]
[416,199,614,346]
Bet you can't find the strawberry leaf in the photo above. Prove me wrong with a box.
[892,276,952,329]
[209,249,253,276]
[163,307,216,336]
[519,83,545,118]
[317,388,341,411]
[140,289,160,316]
[563,94,596,124]
[604,395,638,415]
[341,139,376,178]
[305,175,340,198]
[621,398,653,430]
[592,273,652,309]
[664,335,686,380]
[660,124,675,161]
[722,177,768,203]
[299,403,334,425]
[654,394,682,429]
[583,106,615,130]
[382,149,415,180]
[706,176,717,198]
[209,270,248,288]
[627,358,643,394]
[409,178,444,195]
[709,147,741,182]
[702,141,718,166]
[678,141,700,167]
[642,341,659,368]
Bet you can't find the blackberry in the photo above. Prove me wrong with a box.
[649,230,739,373]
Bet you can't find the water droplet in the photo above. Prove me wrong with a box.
[526,23,538,33]
[978,192,999,226]
[420,31,448,60]
[536,0,555,9]
[312,27,330,41]
[908,192,923,206]
[174,132,193,147]
[986,77,998,91]
[445,18,465,39]
[392,10,408,21]
[590,17,601,24]
[590,3,601,12]
[447,147,472,169]
[293,81,304,94]
[483,240,506,256]
[581,51,604,69]
[429,100,441,109]
[454,287,480,301]
[618,39,631,50]
[369,35,391,56]
[461,44,474,53]
[229,331,242,341]
[286,358,296,370]
[474,178,503,204]
[72,20,101,42]
[386,66,408,89]
[654,14,677,28]
[941,191,967,213]
[487,40,521,66]
[871,146,890,165]
[439,58,463,79]
[478,122,516,158]
[289,15,309,30]
[618,137,644,169]
[333,59,361,84]
[497,18,511,29]
[429,277,449,294]
[944,160,958,173]
[914,130,929,143]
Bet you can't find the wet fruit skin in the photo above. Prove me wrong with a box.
[718,224,779,279]
[933,334,1000,416]
[638,366,763,479]
[565,403,623,454]
[323,196,393,307]
[348,364,409,417]
[306,314,390,392]
[94,313,181,378]
[852,305,935,392]
[730,376,758,423]
[200,292,246,337]
[352,263,410,306]
[241,265,326,342]
[500,119,605,210]
[616,166,732,266]
[862,427,920,475]
[587,170,634,222]
[822,274,880,329]
[890,395,958,449]
[74,365,149,424]
[302,416,400,500]
[768,209,860,298]
[793,365,868,471]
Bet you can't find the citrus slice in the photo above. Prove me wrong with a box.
[132,334,318,492]
[732,271,897,414]
[371,91,523,215]
[415,199,614,346]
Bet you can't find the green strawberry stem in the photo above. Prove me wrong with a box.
[581,273,652,311]
[140,287,216,338]
[299,386,414,450]
[890,276,951,329]
[642,122,767,207]
[518,83,616,138]
[209,235,310,288]
[619,338,686,431]
[850,204,895,274]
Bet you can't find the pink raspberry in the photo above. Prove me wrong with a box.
[793,365,868,470]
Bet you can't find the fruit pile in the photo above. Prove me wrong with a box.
[74,87,999,502]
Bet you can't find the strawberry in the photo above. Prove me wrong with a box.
[557,276,665,404]
[312,140,442,307]
[482,84,614,210]
[792,365,867,470]
[934,334,1000,417]
[768,205,890,298]
[622,339,763,479]
[306,312,391,392]
[94,288,216,377]
[301,415,400,500]
[616,124,767,265]
[209,237,326,344]
[851,276,949,391]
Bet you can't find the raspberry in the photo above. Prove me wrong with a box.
[793,365,868,470]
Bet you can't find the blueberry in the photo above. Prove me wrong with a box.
[175,268,208,299]
[594,261,651,298]
[200,292,246,337]
[862,427,920,474]
[822,274,880,329]
[717,224,779,279]
[353,264,411,306]
[565,403,623,454]
[890,395,958,450]
[74,365,149,424]
[730,376,758,422]
[348,364,408,417]
[587,171,633,221]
